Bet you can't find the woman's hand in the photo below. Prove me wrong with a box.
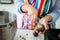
[36,15,52,34]
[21,0,38,18]
[21,0,30,12]
[21,4,38,18]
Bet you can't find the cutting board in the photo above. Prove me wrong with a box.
[14,29,44,40]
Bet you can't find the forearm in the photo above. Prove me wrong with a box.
[14,0,24,13]
[43,0,57,22]
[44,5,60,23]
[44,15,52,22]
[48,9,60,23]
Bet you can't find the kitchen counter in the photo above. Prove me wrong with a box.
[14,29,44,40]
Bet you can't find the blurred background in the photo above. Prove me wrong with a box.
[0,0,22,28]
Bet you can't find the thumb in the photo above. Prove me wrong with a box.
[44,24,49,30]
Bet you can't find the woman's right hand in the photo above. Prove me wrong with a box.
[21,4,29,13]
[21,4,38,18]
[21,0,29,13]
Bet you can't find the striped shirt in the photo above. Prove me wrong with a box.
[14,0,60,29]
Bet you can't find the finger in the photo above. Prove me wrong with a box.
[34,29,38,33]
[39,32,44,34]
[44,24,49,30]
[39,30,45,34]
[39,23,48,30]
[21,4,28,13]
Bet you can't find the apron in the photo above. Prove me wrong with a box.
[21,0,56,30]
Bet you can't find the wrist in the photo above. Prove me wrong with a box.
[44,15,52,22]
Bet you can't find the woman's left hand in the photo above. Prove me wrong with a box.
[38,15,52,34]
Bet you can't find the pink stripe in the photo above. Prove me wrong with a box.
[28,0,36,7]
[32,0,36,6]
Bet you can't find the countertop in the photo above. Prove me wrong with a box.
[14,29,44,40]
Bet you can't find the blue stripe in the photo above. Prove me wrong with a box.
[51,23,55,29]
[30,0,33,4]
[43,0,50,15]
[34,0,39,10]
[29,0,51,15]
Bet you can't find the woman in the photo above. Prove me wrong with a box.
[15,0,60,33]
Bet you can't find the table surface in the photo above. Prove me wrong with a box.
[14,29,44,40]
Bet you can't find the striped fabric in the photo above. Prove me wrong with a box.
[29,0,52,17]
[21,0,55,29]
[28,0,36,6]
[28,0,55,29]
